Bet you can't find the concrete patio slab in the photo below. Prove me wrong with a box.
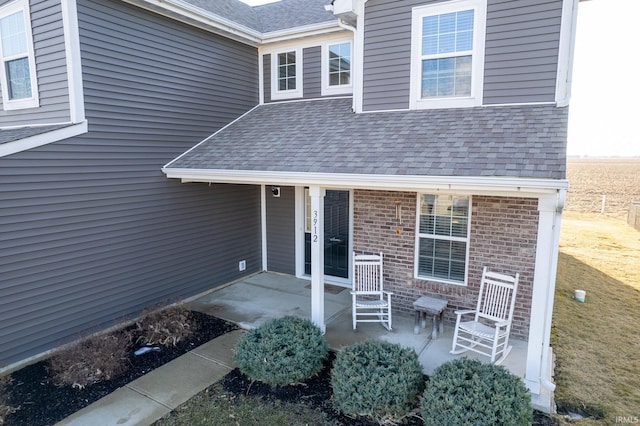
[324,309,431,355]
[56,387,169,426]
[126,352,231,410]
[190,272,528,379]
[418,328,527,377]
[191,329,245,368]
[189,272,351,329]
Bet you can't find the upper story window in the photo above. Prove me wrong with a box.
[271,48,302,100]
[0,0,39,110]
[322,40,352,96]
[415,194,471,285]
[410,0,486,110]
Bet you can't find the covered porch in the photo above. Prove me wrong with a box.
[187,272,528,378]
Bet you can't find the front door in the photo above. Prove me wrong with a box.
[305,189,349,279]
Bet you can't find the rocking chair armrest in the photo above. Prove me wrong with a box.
[454,309,476,317]
[493,319,510,328]
[382,291,393,296]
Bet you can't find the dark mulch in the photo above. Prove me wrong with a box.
[2,311,238,426]
[2,311,558,426]
[221,353,557,426]
[221,352,423,426]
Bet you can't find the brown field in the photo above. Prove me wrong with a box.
[565,158,640,220]
[553,157,640,424]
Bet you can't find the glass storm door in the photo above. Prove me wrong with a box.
[305,189,349,278]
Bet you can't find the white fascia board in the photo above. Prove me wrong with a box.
[61,0,85,123]
[0,121,88,158]
[127,0,341,47]
[126,0,263,45]
[556,0,579,107]
[161,168,569,196]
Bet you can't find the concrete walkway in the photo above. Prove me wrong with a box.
[56,330,244,426]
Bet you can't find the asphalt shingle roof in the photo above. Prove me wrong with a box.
[0,124,73,145]
[181,0,335,33]
[166,98,568,180]
[254,0,335,33]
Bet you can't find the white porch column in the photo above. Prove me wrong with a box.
[525,192,565,398]
[309,185,326,333]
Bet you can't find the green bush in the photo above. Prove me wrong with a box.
[330,340,425,419]
[233,316,329,387]
[420,358,532,426]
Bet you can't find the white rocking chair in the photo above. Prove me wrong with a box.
[450,267,519,364]
[351,252,392,330]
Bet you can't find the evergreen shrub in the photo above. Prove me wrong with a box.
[233,316,328,386]
[330,340,425,419]
[421,358,533,426]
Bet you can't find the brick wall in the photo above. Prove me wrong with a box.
[352,190,538,341]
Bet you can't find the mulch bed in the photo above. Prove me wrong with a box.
[1,311,238,426]
[221,353,557,426]
[2,311,557,426]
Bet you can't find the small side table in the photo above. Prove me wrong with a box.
[413,296,448,339]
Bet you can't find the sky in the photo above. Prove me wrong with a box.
[567,0,639,157]
[241,0,639,157]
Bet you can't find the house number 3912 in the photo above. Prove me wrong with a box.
[312,210,318,243]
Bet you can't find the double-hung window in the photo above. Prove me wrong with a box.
[321,40,352,96]
[415,194,471,285]
[0,0,38,110]
[410,0,486,109]
[270,48,302,100]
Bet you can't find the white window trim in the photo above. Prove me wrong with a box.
[409,0,486,110]
[270,47,303,100]
[0,0,39,110]
[321,39,353,96]
[413,194,472,286]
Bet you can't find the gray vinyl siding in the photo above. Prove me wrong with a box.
[363,0,413,111]
[266,186,296,275]
[483,0,562,104]
[263,45,348,103]
[263,53,271,102]
[303,46,321,99]
[0,0,71,126]
[362,0,562,111]
[0,0,260,366]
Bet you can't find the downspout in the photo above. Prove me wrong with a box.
[540,188,566,392]
[329,0,368,113]
[337,17,356,112]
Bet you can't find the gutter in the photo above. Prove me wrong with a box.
[161,168,569,196]
[125,0,342,47]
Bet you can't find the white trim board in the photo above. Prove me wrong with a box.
[0,121,88,157]
[162,168,569,196]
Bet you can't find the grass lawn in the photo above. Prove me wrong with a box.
[154,382,332,426]
[553,212,640,424]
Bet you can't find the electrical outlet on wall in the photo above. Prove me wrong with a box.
[238,260,246,271]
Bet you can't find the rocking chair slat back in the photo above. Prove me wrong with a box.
[476,270,518,322]
[353,255,383,293]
